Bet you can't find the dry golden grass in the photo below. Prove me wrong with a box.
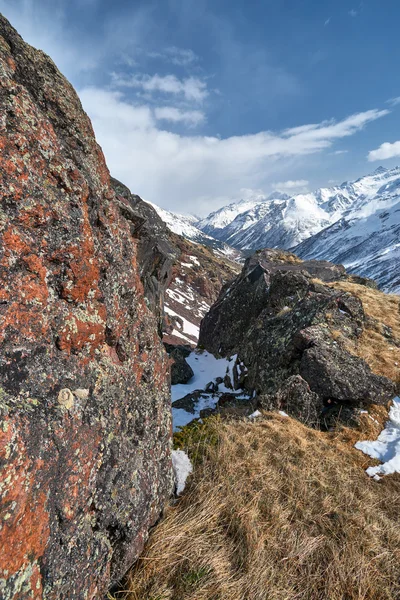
[271,250,303,264]
[327,281,400,384]
[125,413,400,600]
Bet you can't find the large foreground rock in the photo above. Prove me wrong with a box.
[0,16,172,599]
[199,249,395,425]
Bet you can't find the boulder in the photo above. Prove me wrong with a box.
[199,248,353,356]
[170,348,194,385]
[199,250,396,428]
[0,16,172,599]
[260,375,322,427]
[300,338,394,404]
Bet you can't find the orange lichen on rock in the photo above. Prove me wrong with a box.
[0,13,172,600]
[0,419,50,580]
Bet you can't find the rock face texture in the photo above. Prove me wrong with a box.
[0,16,172,599]
[199,249,395,426]
[111,177,179,329]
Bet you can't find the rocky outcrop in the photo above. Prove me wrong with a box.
[199,249,395,426]
[111,177,179,329]
[168,346,194,385]
[0,16,172,599]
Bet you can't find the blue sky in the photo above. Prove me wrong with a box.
[1,0,400,215]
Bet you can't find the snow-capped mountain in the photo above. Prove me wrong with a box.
[196,168,400,253]
[194,167,400,292]
[197,191,289,238]
[217,193,331,250]
[294,198,400,293]
[147,201,242,261]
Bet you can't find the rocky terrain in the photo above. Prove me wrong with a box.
[110,179,240,348]
[129,248,400,600]
[0,15,174,599]
[197,249,398,428]
[1,11,400,600]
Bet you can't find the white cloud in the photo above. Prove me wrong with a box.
[387,97,400,107]
[79,87,389,215]
[154,107,205,126]
[349,9,358,17]
[111,73,208,103]
[332,150,349,155]
[368,141,400,162]
[273,179,309,190]
[281,110,389,149]
[81,88,155,130]
[324,17,331,26]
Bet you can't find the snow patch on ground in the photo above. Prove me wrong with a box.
[249,410,262,419]
[172,449,193,495]
[355,397,400,478]
[172,350,251,430]
[164,305,200,340]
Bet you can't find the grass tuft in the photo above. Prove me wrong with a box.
[327,281,400,384]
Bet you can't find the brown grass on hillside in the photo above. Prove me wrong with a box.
[266,249,303,264]
[125,413,400,600]
[327,281,400,384]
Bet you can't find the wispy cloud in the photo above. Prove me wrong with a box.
[368,140,400,161]
[349,9,358,17]
[148,46,198,66]
[387,97,400,107]
[154,106,205,126]
[79,86,390,214]
[111,73,208,103]
[324,17,331,26]
[332,150,348,155]
[282,110,389,147]
[273,179,309,190]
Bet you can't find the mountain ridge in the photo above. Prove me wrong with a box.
[153,166,400,293]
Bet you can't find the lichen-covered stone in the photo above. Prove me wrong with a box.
[0,15,172,599]
[199,249,395,426]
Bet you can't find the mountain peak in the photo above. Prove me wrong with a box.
[267,191,290,201]
[373,166,389,175]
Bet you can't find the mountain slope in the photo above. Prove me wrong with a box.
[163,236,241,346]
[196,167,400,292]
[294,199,400,293]
[148,201,242,260]
[197,167,400,249]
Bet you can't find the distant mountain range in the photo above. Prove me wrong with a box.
[151,167,400,293]
[147,201,242,262]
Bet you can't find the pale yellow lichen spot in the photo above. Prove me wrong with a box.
[58,388,74,410]
[73,388,89,400]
